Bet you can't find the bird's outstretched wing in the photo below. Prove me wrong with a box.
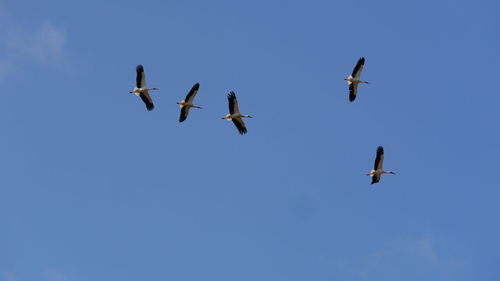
[179,106,190,122]
[371,173,380,184]
[352,57,365,79]
[184,83,200,104]
[232,118,247,135]
[139,91,154,111]
[349,83,358,102]
[136,65,146,88]
[228,91,240,115]
[374,146,384,171]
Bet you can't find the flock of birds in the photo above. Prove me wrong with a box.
[129,65,253,134]
[129,58,395,185]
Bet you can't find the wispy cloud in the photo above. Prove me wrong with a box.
[366,233,438,266]
[0,18,66,80]
[0,1,5,17]
[1,271,18,281]
[1,270,75,281]
[0,61,12,81]
[6,22,66,64]
[324,233,466,281]
[44,269,68,281]
[402,234,438,263]
[27,23,65,63]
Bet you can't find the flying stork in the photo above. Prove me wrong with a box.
[345,57,369,102]
[129,64,158,111]
[367,146,396,184]
[177,83,202,123]
[221,91,253,135]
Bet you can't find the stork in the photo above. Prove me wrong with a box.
[221,91,252,135]
[345,57,369,102]
[367,146,396,184]
[129,65,158,111]
[177,83,202,123]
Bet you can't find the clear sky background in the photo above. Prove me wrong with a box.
[0,0,499,280]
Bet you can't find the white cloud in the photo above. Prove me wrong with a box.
[0,61,12,80]
[7,22,66,64]
[367,234,438,266]
[323,233,460,281]
[403,234,438,263]
[29,23,65,63]
[0,270,74,281]
[0,20,66,80]
[0,1,5,17]
[1,272,18,281]
[44,269,68,281]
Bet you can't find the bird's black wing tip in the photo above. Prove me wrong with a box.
[189,83,200,92]
[377,146,384,153]
[349,90,356,102]
[136,64,144,72]
[179,107,188,122]
[145,101,154,111]
[138,92,154,111]
[228,91,236,99]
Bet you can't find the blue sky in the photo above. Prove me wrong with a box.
[1,0,499,280]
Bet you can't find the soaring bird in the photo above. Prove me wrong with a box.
[221,91,252,135]
[345,57,369,102]
[367,146,396,184]
[177,83,202,123]
[129,65,158,111]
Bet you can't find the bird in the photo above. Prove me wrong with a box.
[345,57,369,102]
[221,91,252,135]
[129,64,158,111]
[177,83,202,123]
[366,146,396,184]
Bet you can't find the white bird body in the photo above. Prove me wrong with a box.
[131,88,141,96]
[130,65,158,111]
[368,169,394,176]
[222,92,252,134]
[367,146,395,184]
[131,87,155,96]
[345,76,367,84]
[345,57,369,102]
[178,101,202,109]
[178,83,202,123]
[223,113,251,120]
